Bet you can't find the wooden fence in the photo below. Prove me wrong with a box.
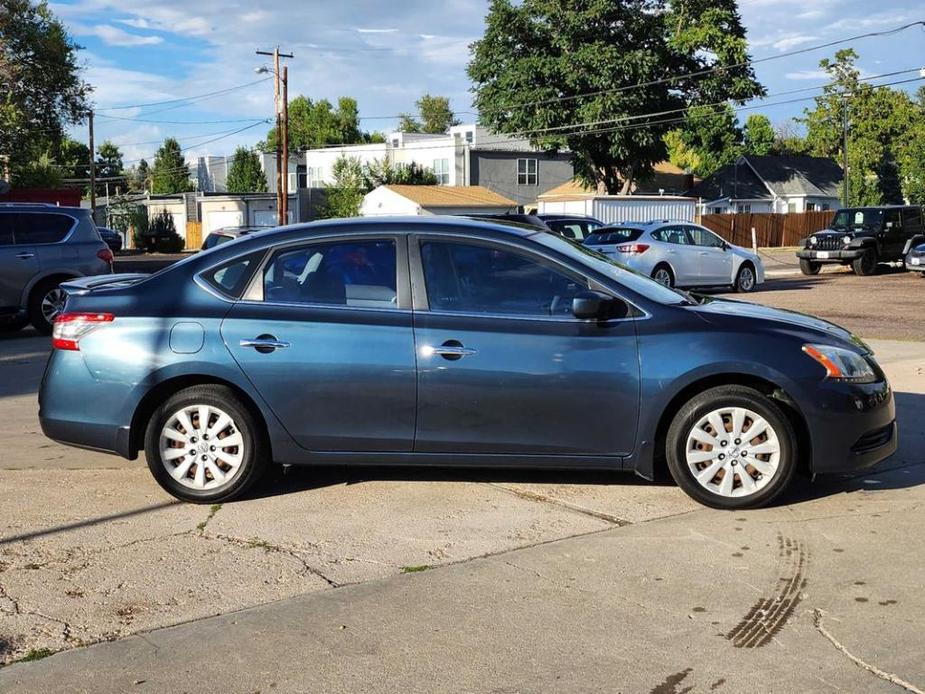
[699,211,836,247]
[184,221,202,251]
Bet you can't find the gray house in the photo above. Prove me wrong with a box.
[688,155,843,214]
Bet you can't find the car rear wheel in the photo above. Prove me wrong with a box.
[666,385,797,509]
[851,249,878,276]
[651,264,674,288]
[799,259,821,275]
[734,263,757,292]
[28,279,69,335]
[144,385,268,503]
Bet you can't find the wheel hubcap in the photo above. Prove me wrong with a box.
[685,406,781,498]
[159,405,244,491]
[654,269,672,286]
[41,288,67,324]
[740,268,754,290]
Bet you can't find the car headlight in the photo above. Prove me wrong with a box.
[802,344,876,382]
[809,236,818,246]
[842,236,852,245]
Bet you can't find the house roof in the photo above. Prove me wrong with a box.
[383,185,517,208]
[687,155,843,202]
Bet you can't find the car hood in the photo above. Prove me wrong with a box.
[690,297,868,352]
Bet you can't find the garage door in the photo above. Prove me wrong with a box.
[206,210,245,234]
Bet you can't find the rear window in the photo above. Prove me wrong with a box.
[15,213,76,244]
[585,228,643,245]
[201,252,262,299]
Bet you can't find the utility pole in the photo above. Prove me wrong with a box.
[88,110,97,213]
[256,47,293,225]
[282,65,289,224]
[842,95,850,207]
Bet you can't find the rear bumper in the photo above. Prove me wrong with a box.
[905,259,925,272]
[39,416,132,458]
[796,248,863,262]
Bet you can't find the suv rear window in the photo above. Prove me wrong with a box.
[16,213,76,244]
[584,228,643,245]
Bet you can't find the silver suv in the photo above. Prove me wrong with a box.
[0,204,113,334]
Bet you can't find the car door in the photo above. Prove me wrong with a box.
[220,235,417,452]
[882,208,904,257]
[687,225,733,285]
[651,226,698,285]
[0,213,39,311]
[410,234,640,457]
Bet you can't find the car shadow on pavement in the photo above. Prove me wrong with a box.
[249,391,925,509]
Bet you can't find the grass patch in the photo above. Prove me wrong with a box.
[244,537,273,552]
[400,565,431,574]
[18,648,55,663]
[196,504,223,532]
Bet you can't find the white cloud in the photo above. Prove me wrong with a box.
[356,27,398,34]
[784,69,830,81]
[772,35,818,52]
[91,24,163,46]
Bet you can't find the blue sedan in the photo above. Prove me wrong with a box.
[39,217,896,509]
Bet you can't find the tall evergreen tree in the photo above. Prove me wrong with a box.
[417,94,459,134]
[742,114,775,156]
[468,0,763,193]
[150,138,192,194]
[225,147,267,193]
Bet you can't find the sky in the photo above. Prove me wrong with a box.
[50,0,925,168]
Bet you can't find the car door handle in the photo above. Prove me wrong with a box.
[240,336,290,353]
[422,341,478,361]
[16,252,35,260]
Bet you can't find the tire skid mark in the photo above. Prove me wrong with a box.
[725,532,808,648]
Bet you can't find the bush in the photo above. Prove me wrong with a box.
[144,210,184,253]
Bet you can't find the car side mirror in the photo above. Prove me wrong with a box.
[721,241,730,250]
[572,291,629,321]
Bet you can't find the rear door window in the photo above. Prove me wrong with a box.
[585,228,643,245]
[263,239,397,308]
[652,226,692,245]
[0,213,15,246]
[15,213,76,244]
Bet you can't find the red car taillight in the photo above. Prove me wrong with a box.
[52,313,114,351]
[616,243,650,254]
[97,248,114,264]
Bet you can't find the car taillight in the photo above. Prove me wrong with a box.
[52,313,114,351]
[97,248,114,264]
[616,243,650,254]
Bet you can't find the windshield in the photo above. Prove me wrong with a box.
[531,232,691,305]
[831,209,883,231]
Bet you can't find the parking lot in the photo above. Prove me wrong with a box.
[1,268,924,692]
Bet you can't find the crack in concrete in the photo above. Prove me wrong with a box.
[484,483,633,526]
[813,609,925,694]
[201,532,340,588]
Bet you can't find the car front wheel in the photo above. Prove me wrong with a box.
[144,385,268,503]
[666,385,797,509]
[734,263,757,292]
[799,258,821,275]
[851,249,878,276]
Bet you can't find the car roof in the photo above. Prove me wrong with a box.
[0,203,88,215]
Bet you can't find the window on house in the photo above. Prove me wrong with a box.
[822,203,830,211]
[465,131,473,143]
[738,203,751,213]
[806,202,817,212]
[787,202,797,213]
[517,158,538,186]
[306,167,324,187]
[391,138,400,148]
[297,172,308,189]
[433,158,450,185]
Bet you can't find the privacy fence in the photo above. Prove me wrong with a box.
[699,211,836,248]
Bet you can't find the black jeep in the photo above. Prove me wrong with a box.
[796,206,925,276]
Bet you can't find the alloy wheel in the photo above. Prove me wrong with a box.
[158,404,245,491]
[40,287,67,325]
[738,267,755,291]
[684,406,781,498]
[653,267,673,287]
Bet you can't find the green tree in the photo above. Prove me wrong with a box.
[801,49,923,206]
[397,113,422,133]
[417,94,459,134]
[665,104,742,177]
[742,114,775,155]
[318,155,365,219]
[225,147,267,193]
[772,120,809,156]
[150,138,192,194]
[95,141,123,178]
[362,158,437,188]
[126,159,150,192]
[0,0,91,184]
[263,95,374,150]
[59,137,91,178]
[468,0,764,193]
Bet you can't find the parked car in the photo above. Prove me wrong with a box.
[97,227,124,253]
[797,205,925,276]
[0,204,113,334]
[905,240,925,276]
[39,217,894,510]
[534,214,605,241]
[584,220,764,292]
[201,226,269,251]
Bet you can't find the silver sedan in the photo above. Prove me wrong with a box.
[583,221,765,292]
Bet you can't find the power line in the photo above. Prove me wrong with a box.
[94,77,273,112]
[96,114,268,125]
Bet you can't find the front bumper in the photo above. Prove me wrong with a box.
[796,248,863,263]
[803,378,896,474]
[905,257,925,272]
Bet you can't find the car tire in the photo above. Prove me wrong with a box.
[799,259,821,276]
[734,263,758,292]
[651,264,675,288]
[27,278,69,335]
[851,249,878,276]
[144,385,269,503]
[665,385,798,510]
